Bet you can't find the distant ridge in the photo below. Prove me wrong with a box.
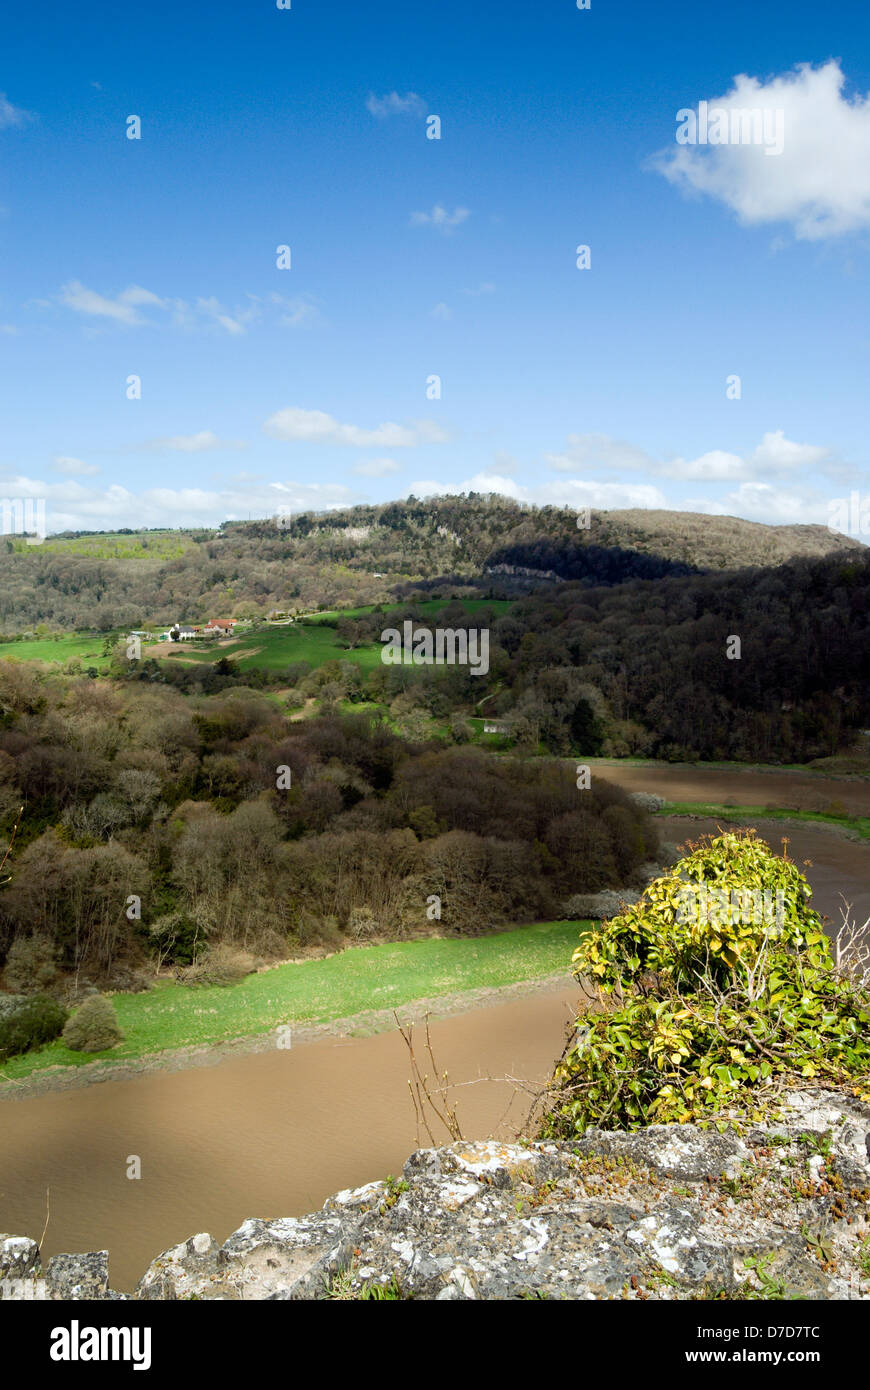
[0,495,863,632]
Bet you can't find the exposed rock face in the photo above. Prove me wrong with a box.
[3,1089,870,1300]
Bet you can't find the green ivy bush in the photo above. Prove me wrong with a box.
[542,830,870,1135]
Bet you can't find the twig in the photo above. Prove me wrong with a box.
[39,1187,50,1249]
[0,805,24,886]
[395,1012,464,1143]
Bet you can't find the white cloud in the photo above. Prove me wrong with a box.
[269,293,320,327]
[408,473,669,511]
[0,93,33,130]
[653,61,870,240]
[366,91,426,118]
[0,323,17,335]
[59,281,166,325]
[263,407,448,448]
[58,285,283,334]
[430,302,452,320]
[194,295,261,335]
[546,429,836,483]
[746,430,831,474]
[410,205,470,233]
[0,473,366,533]
[53,456,100,477]
[353,457,400,477]
[547,434,655,474]
[688,481,831,526]
[463,282,496,296]
[151,432,246,453]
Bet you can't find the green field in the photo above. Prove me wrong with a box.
[152,598,516,674]
[658,801,870,840]
[7,531,194,561]
[157,623,385,672]
[0,635,111,669]
[0,920,586,1084]
[0,598,516,677]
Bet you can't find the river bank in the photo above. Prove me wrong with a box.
[0,967,578,1102]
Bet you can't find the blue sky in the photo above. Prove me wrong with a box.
[1,0,869,535]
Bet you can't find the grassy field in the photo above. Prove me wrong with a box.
[658,801,870,840]
[150,598,516,674]
[0,598,515,676]
[8,531,195,561]
[157,623,385,672]
[0,635,111,669]
[0,920,587,1084]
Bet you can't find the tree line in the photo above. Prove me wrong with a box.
[0,665,657,988]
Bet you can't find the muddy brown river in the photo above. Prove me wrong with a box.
[592,762,870,930]
[0,763,867,1291]
[0,982,581,1290]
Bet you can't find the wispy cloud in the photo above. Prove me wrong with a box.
[0,93,34,130]
[56,283,308,335]
[408,473,669,512]
[264,407,448,448]
[193,295,260,335]
[366,91,426,119]
[0,473,367,533]
[353,457,400,477]
[150,432,246,453]
[546,429,837,483]
[53,456,100,477]
[410,204,470,233]
[59,281,166,325]
[269,292,321,327]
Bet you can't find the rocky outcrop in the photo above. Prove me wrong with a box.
[3,1089,870,1300]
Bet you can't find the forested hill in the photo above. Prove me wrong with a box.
[0,495,862,632]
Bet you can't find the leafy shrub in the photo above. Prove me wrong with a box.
[0,994,68,1060]
[3,936,59,994]
[543,830,870,1135]
[62,994,124,1052]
